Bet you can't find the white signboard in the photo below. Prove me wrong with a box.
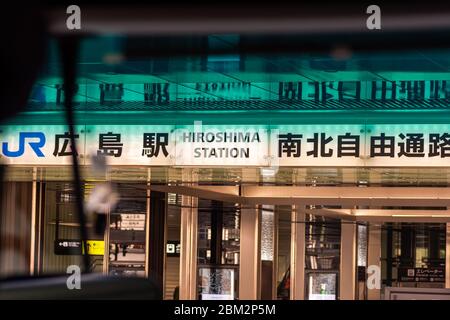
[119,213,146,230]
[0,125,86,165]
[85,125,175,166]
[272,125,364,167]
[174,125,269,166]
[364,124,450,167]
[2,124,450,167]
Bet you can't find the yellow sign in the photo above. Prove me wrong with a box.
[82,240,105,256]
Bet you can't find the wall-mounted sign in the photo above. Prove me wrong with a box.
[3,124,450,167]
[54,239,82,255]
[85,125,174,166]
[272,125,364,167]
[166,240,181,257]
[175,125,268,166]
[0,125,85,166]
[398,267,445,282]
[54,239,105,256]
[83,240,105,256]
[119,213,146,231]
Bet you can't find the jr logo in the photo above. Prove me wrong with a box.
[2,132,46,157]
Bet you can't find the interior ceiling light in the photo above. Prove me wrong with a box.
[391,214,432,217]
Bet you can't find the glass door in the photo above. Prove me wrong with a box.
[108,183,147,277]
[197,199,240,300]
[304,214,341,300]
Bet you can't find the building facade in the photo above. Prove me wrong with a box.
[1,36,450,300]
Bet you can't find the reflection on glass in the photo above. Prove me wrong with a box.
[197,200,240,265]
[381,223,446,289]
[305,215,341,271]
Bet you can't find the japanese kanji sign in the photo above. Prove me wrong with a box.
[272,125,364,166]
[2,124,450,167]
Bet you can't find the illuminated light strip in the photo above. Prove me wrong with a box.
[352,213,450,217]
[390,214,450,218]
[391,214,431,217]
[302,197,449,200]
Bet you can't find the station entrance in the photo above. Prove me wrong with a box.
[153,181,450,300]
[3,166,449,300]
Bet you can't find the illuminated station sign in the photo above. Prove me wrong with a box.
[1,124,450,167]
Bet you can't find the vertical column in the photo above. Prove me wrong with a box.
[36,180,44,275]
[210,201,223,265]
[340,221,357,300]
[272,210,279,300]
[30,168,37,275]
[239,205,261,300]
[446,223,450,289]
[147,191,166,299]
[260,206,275,300]
[103,209,110,275]
[0,182,32,277]
[144,170,151,277]
[367,224,382,299]
[290,205,305,300]
[179,195,198,300]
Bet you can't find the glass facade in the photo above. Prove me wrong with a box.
[382,223,446,289]
[305,215,341,300]
[197,200,240,300]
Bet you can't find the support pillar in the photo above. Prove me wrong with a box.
[30,168,37,275]
[179,195,198,300]
[290,205,305,300]
[148,191,166,299]
[446,223,450,289]
[367,224,382,300]
[239,205,261,300]
[340,221,357,300]
[0,182,33,277]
